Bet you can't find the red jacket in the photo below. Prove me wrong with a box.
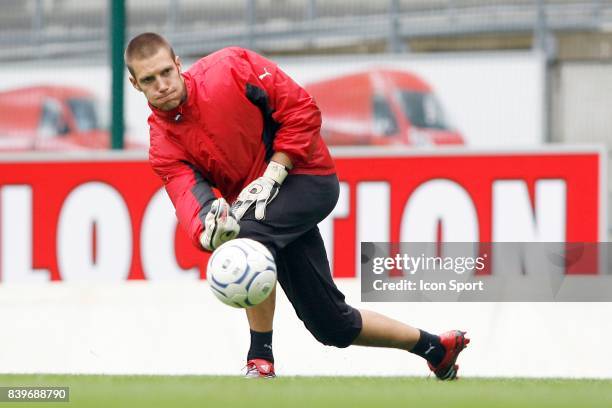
[148,47,335,249]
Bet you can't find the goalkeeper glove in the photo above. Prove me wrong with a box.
[232,161,288,220]
[199,197,240,251]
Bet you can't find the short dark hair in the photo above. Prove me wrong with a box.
[124,32,176,78]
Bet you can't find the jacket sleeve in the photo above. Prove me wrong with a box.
[149,129,217,250]
[235,48,322,166]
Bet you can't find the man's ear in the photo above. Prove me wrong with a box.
[129,75,142,92]
[175,56,183,72]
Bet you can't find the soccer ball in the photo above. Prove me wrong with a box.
[207,238,277,308]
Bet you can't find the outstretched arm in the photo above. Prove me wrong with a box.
[149,135,239,251]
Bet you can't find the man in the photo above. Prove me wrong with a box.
[125,32,469,380]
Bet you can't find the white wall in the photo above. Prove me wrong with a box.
[553,62,612,146]
[1,281,610,378]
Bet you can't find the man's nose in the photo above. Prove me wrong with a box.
[157,79,170,93]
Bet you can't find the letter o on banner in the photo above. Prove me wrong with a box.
[57,182,132,281]
[401,179,479,242]
[141,188,199,280]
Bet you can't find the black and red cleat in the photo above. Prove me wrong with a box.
[244,359,276,379]
[428,330,470,380]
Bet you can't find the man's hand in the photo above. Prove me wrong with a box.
[199,198,240,251]
[232,161,288,220]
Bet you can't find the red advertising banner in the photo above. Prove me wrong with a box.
[0,148,605,283]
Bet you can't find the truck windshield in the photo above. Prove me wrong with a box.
[398,91,450,130]
[67,98,99,131]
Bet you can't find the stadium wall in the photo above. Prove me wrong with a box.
[1,280,611,378]
[0,148,608,378]
[552,62,612,147]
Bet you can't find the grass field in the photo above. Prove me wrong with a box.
[0,375,610,408]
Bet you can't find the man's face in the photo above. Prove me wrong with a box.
[129,48,186,111]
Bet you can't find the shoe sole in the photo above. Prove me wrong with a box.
[244,370,276,379]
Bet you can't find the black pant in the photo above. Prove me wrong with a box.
[238,174,362,347]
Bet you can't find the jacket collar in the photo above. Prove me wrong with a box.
[148,72,195,123]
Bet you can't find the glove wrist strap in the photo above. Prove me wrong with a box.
[264,161,288,185]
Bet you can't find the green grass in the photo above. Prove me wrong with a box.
[0,375,610,408]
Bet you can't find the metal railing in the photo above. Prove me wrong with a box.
[0,0,611,61]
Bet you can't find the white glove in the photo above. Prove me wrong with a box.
[199,198,240,251]
[232,161,288,220]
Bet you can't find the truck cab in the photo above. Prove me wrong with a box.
[0,85,132,151]
[305,69,464,147]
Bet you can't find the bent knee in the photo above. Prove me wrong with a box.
[305,308,363,348]
[309,327,360,348]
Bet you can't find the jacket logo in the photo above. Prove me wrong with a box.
[258,67,272,80]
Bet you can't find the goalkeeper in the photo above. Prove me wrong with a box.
[125,33,469,380]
